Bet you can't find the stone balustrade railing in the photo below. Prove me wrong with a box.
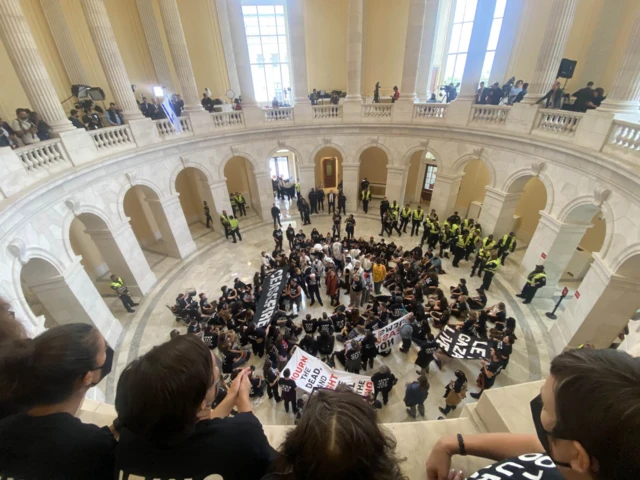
[413,103,448,120]
[263,107,294,122]
[15,139,69,173]
[362,103,393,118]
[533,109,584,136]
[312,104,343,120]
[604,120,640,156]
[88,125,135,152]
[469,105,511,125]
[210,111,244,129]
[154,117,193,138]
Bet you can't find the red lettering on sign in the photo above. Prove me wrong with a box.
[326,374,338,390]
[562,286,568,296]
[291,356,308,380]
[541,252,547,259]
[575,291,580,299]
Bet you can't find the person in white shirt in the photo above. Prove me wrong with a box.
[11,108,40,145]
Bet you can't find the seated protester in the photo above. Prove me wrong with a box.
[467,287,488,310]
[283,317,303,339]
[246,367,265,397]
[302,314,318,335]
[202,325,219,350]
[187,318,203,337]
[449,278,468,299]
[299,333,319,356]
[0,324,116,480]
[219,341,251,374]
[426,288,448,314]
[317,330,335,357]
[265,388,405,480]
[412,317,432,346]
[424,272,439,294]
[388,295,405,320]
[492,317,517,341]
[370,365,398,406]
[474,314,488,338]
[344,339,363,374]
[175,292,189,311]
[317,311,335,335]
[450,295,469,319]
[458,313,477,336]
[331,307,348,332]
[427,349,640,480]
[432,310,451,329]
[115,336,275,480]
[199,293,216,315]
[220,284,238,303]
[480,302,507,326]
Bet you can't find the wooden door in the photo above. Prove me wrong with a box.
[323,157,336,188]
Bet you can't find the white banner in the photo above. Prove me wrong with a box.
[283,348,374,396]
[352,313,410,353]
[161,96,182,132]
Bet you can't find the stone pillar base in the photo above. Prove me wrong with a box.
[57,128,99,166]
[343,100,363,123]
[444,99,473,126]
[128,118,162,147]
[504,103,539,134]
[391,98,415,123]
[0,147,34,198]
[293,103,313,125]
[188,110,216,135]
[242,105,265,129]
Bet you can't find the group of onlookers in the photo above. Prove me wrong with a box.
[476,77,528,105]
[0,108,52,149]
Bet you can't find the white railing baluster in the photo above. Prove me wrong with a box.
[15,139,71,173]
[89,125,136,152]
[533,109,584,136]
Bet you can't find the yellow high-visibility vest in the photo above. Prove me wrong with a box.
[413,209,424,221]
[229,218,239,230]
[401,207,411,218]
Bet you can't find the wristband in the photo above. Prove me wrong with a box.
[457,433,466,456]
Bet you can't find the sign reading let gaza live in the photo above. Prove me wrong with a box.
[435,325,491,359]
[253,266,289,328]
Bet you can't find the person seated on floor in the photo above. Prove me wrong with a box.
[458,315,477,336]
[467,287,488,310]
[490,317,517,340]
[299,333,319,356]
[199,293,216,316]
[317,330,335,359]
[114,335,274,480]
[449,278,468,299]
[480,301,507,325]
[450,295,469,319]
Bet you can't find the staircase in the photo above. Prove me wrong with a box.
[78,380,544,479]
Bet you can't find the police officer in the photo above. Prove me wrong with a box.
[301,199,311,225]
[338,191,347,215]
[497,231,517,264]
[327,190,336,212]
[380,196,390,222]
[389,200,400,220]
[464,229,482,261]
[346,214,356,240]
[317,185,325,211]
[203,200,213,228]
[481,234,497,251]
[228,215,242,243]
[452,230,469,268]
[447,211,461,225]
[439,224,453,258]
[420,217,431,247]
[309,188,318,214]
[235,192,247,216]
[229,194,238,217]
[110,274,138,313]
[411,206,424,236]
[271,203,282,228]
[470,247,492,277]
[516,265,547,303]
[380,211,393,237]
[389,209,402,236]
[220,210,231,240]
[361,187,371,213]
[295,181,301,199]
[399,204,412,233]
[427,218,441,249]
[481,253,501,291]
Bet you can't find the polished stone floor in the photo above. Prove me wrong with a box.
[102,197,558,426]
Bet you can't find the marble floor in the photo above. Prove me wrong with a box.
[103,200,558,426]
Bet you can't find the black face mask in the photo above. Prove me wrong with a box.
[530,394,572,469]
[91,346,114,387]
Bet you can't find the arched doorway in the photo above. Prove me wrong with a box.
[314,146,343,191]
[175,167,221,240]
[358,146,389,212]
[454,158,490,220]
[511,177,547,245]
[269,149,299,213]
[224,156,262,220]
[404,149,437,207]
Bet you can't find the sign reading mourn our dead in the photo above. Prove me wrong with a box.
[253,266,289,329]
[435,325,491,359]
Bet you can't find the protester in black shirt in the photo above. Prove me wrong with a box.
[302,314,317,334]
[299,333,319,356]
[279,368,298,414]
[0,324,116,480]
[371,365,397,406]
[415,333,437,374]
[470,347,503,399]
[263,359,282,402]
[361,330,378,371]
[317,330,335,356]
[115,335,274,480]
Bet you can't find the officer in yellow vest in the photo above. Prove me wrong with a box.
[220,210,231,240]
[389,200,400,219]
[295,182,301,199]
[427,218,441,249]
[110,274,138,313]
[481,234,497,251]
[516,265,547,303]
[498,231,517,263]
[462,218,475,231]
[464,229,482,261]
[389,208,402,236]
[235,193,246,216]
[439,224,453,258]
[450,222,460,236]
[228,215,242,243]
[452,231,469,267]
[470,248,492,277]
[411,206,424,236]
[481,254,501,291]
[361,187,371,213]
[229,194,238,217]
[399,204,412,233]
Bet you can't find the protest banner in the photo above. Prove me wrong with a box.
[435,325,491,359]
[283,347,374,397]
[253,266,289,328]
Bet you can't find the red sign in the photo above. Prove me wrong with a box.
[575,291,580,299]
[562,286,568,296]
[541,252,547,259]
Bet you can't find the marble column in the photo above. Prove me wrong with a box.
[146,195,197,259]
[415,0,442,102]
[298,165,315,197]
[457,0,496,101]
[254,171,276,221]
[550,255,640,351]
[136,0,176,94]
[83,221,157,296]
[477,187,522,237]
[429,173,463,218]
[342,164,360,214]
[206,180,232,234]
[343,0,364,121]
[385,166,409,206]
[215,0,240,96]
[41,0,90,85]
[522,0,578,104]
[0,0,74,132]
[25,259,123,346]
[287,0,311,122]
[80,0,145,121]
[490,0,525,84]
[157,0,201,111]
[518,211,591,298]
[392,0,427,122]
[598,12,640,115]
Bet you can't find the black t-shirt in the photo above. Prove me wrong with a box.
[371,371,395,392]
[116,413,275,480]
[302,317,317,333]
[483,359,504,388]
[221,350,240,373]
[331,314,346,331]
[346,349,361,361]
[469,454,563,479]
[318,318,334,334]
[0,412,116,480]
[274,229,283,240]
[279,378,297,400]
